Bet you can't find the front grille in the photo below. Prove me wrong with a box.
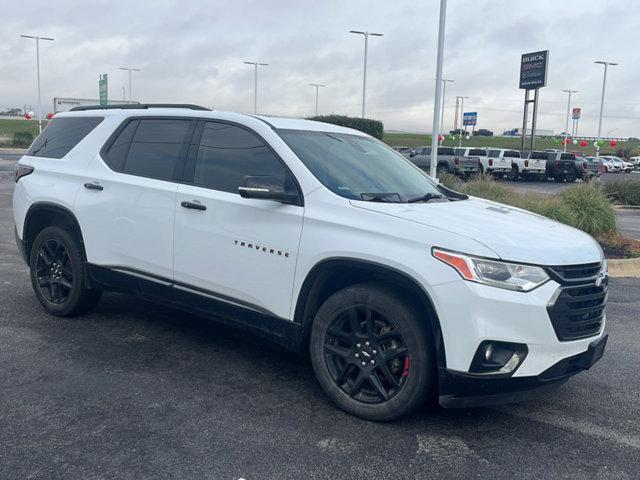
[547,281,607,341]
[548,262,602,282]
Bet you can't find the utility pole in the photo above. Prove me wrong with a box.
[440,78,454,134]
[309,83,326,116]
[457,96,469,147]
[429,0,447,179]
[594,61,618,139]
[562,89,577,152]
[349,30,384,117]
[244,61,268,114]
[119,67,141,102]
[20,34,54,133]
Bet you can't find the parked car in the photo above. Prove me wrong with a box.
[392,146,413,155]
[449,129,469,136]
[453,147,486,175]
[521,151,550,181]
[473,129,493,136]
[583,157,604,179]
[599,156,618,173]
[481,149,511,176]
[546,152,579,182]
[630,156,640,169]
[409,146,480,177]
[608,156,631,173]
[489,149,545,180]
[13,104,608,421]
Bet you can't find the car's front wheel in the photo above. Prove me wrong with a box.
[29,226,102,317]
[310,283,435,421]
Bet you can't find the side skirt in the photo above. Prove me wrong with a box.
[86,263,304,352]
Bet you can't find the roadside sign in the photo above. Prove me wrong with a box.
[572,107,581,119]
[519,50,549,90]
[99,74,108,106]
[463,112,477,126]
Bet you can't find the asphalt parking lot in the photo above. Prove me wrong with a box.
[1,164,640,479]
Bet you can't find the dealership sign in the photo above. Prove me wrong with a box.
[572,107,581,119]
[463,112,477,126]
[519,50,549,89]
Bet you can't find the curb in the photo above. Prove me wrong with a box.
[613,205,640,210]
[0,148,27,154]
[608,258,640,278]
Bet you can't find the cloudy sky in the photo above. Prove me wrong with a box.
[1,0,637,136]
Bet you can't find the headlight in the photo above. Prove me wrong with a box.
[432,248,550,292]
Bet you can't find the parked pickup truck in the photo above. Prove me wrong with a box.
[454,148,487,175]
[483,149,512,176]
[409,146,480,176]
[523,151,552,181]
[547,152,578,182]
[583,157,604,180]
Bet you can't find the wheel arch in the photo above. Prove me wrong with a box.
[23,202,87,263]
[294,257,446,369]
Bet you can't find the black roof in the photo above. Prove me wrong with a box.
[69,103,210,112]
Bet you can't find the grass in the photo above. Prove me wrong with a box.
[602,178,640,206]
[0,119,44,146]
[443,175,618,237]
[383,131,640,157]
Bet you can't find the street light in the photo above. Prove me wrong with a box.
[119,67,141,103]
[244,61,268,114]
[349,30,384,118]
[594,61,618,139]
[440,78,454,134]
[456,96,469,147]
[20,34,54,133]
[561,89,578,152]
[430,0,448,179]
[309,83,326,116]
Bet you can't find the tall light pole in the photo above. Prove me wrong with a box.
[119,67,141,103]
[440,78,454,134]
[20,34,54,134]
[309,83,326,116]
[430,0,448,179]
[457,96,469,147]
[594,61,618,139]
[349,30,384,118]
[244,61,268,114]
[561,89,578,152]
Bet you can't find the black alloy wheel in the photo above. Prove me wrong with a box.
[35,238,74,304]
[323,305,410,404]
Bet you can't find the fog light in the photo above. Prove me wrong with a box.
[469,341,528,375]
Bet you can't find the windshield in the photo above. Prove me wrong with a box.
[277,129,446,202]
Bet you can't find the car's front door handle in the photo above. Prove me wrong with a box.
[181,200,206,211]
[83,182,103,191]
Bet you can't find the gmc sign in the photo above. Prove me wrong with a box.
[519,50,549,90]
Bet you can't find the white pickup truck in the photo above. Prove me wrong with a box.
[483,149,513,176]
[491,149,546,180]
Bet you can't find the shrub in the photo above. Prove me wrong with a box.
[560,184,617,236]
[518,194,578,226]
[307,115,384,139]
[602,179,640,206]
[13,131,34,147]
[458,177,517,204]
[436,172,460,190]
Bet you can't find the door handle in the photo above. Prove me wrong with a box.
[181,200,206,211]
[84,182,103,191]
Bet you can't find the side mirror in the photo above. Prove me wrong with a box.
[238,175,300,205]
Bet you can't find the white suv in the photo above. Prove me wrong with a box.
[13,105,609,421]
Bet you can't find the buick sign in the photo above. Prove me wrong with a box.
[519,50,549,90]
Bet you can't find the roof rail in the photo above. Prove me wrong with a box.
[69,103,211,112]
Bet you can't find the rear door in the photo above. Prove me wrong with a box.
[173,120,304,320]
[76,117,195,280]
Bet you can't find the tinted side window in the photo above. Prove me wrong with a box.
[560,153,576,160]
[488,150,501,156]
[104,120,138,171]
[123,119,191,181]
[504,150,521,158]
[193,122,290,194]
[469,149,486,156]
[438,147,455,155]
[453,148,466,156]
[27,117,104,159]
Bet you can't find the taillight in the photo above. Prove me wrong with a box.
[454,157,460,165]
[583,162,588,170]
[555,161,560,168]
[14,164,34,183]
[524,160,529,167]
[488,159,493,166]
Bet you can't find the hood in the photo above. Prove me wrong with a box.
[351,197,602,266]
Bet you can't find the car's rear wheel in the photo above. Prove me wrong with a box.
[29,226,102,317]
[310,283,434,421]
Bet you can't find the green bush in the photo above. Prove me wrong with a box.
[560,184,617,236]
[13,131,34,147]
[602,179,640,206]
[459,177,517,204]
[307,115,384,139]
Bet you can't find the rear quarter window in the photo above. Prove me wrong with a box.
[26,117,104,159]
[469,149,486,156]
[438,147,455,155]
[560,153,576,160]
[504,150,521,158]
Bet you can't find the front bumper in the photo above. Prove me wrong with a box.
[439,334,607,408]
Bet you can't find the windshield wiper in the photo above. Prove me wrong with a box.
[360,192,402,203]
[406,193,445,203]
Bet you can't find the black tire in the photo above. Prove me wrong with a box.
[309,282,435,421]
[508,166,519,181]
[566,173,576,183]
[436,163,448,175]
[29,226,102,317]
[554,175,564,183]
